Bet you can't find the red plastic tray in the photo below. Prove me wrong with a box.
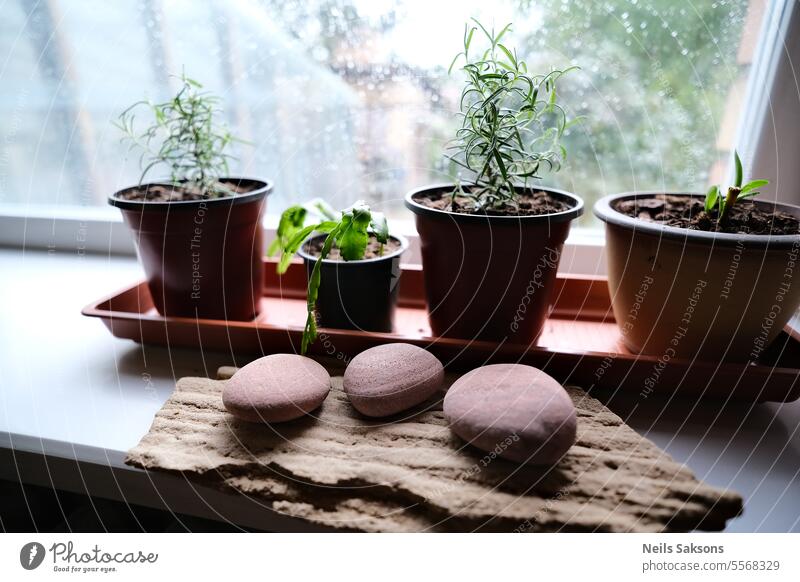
[83,258,800,402]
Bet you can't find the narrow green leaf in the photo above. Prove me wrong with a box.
[478,73,507,80]
[705,185,719,213]
[495,23,513,43]
[471,18,494,44]
[285,221,337,251]
[493,149,508,179]
[738,191,761,200]
[740,179,769,194]
[465,25,475,50]
[278,220,338,274]
[448,52,463,75]
[497,43,516,68]
[734,150,743,188]
[301,228,339,354]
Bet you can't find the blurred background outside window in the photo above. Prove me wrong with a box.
[0,0,767,224]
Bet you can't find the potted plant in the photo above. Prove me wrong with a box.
[271,200,408,354]
[594,151,800,362]
[109,74,272,321]
[404,20,583,342]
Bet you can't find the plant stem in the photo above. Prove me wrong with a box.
[720,186,740,224]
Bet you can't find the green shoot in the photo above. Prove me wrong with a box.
[267,198,342,271]
[115,73,242,197]
[704,150,769,223]
[273,201,389,354]
[446,18,576,211]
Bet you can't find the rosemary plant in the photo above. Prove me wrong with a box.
[705,150,769,223]
[272,201,389,354]
[115,73,240,197]
[447,19,576,211]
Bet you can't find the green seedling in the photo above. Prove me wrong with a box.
[704,150,769,224]
[446,18,577,211]
[115,73,242,197]
[271,201,389,354]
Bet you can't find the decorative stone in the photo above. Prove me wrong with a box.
[343,343,445,417]
[222,354,330,423]
[443,364,576,465]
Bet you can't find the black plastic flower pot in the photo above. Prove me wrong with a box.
[297,234,408,332]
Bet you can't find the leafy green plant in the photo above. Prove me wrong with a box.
[272,201,389,354]
[705,150,769,223]
[115,73,240,197]
[446,19,576,211]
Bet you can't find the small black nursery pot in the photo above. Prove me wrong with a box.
[298,234,408,332]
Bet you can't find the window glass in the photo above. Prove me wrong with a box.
[0,0,762,223]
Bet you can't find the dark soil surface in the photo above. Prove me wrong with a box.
[304,235,403,261]
[614,194,800,236]
[414,187,571,216]
[115,180,255,202]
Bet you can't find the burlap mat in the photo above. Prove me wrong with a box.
[126,366,742,532]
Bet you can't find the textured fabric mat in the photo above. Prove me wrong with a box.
[126,366,742,532]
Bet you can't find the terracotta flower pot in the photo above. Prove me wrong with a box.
[405,184,583,343]
[298,234,408,332]
[594,192,800,362]
[109,178,272,321]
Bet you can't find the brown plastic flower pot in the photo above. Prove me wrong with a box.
[405,184,584,343]
[109,178,272,321]
[594,192,800,362]
[298,234,408,332]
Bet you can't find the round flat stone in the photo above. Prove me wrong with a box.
[443,364,576,465]
[222,354,331,423]
[343,343,445,417]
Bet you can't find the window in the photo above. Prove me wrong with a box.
[0,0,774,225]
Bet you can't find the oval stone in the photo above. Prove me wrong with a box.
[443,364,576,465]
[343,343,445,417]
[222,354,331,423]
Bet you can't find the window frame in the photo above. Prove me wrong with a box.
[736,0,800,205]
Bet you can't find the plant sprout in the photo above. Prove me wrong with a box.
[446,19,577,211]
[272,201,389,354]
[705,150,769,223]
[115,73,241,197]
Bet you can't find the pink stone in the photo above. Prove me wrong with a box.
[443,364,576,465]
[343,343,445,417]
[223,354,330,423]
